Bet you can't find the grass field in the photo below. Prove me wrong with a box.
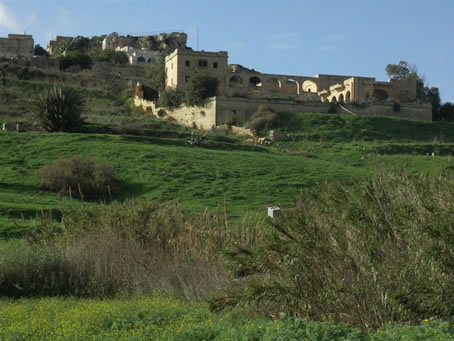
[2,112,454,236]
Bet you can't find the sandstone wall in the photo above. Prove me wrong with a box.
[341,103,432,121]
[0,35,34,58]
[163,99,216,130]
[215,96,330,125]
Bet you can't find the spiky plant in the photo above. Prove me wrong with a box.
[32,86,85,132]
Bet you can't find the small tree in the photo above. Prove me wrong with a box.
[57,52,93,71]
[185,75,219,106]
[31,86,85,132]
[145,55,166,91]
[33,44,48,56]
[159,88,184,107]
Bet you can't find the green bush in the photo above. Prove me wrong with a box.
[97,49,129,65]
[246,105,278,131]
[37,156,113,200]
[214,173,454,329]
[185,74,219,106]
[31,86,85,132]
[159,87,184,107]
[57,52,93,70]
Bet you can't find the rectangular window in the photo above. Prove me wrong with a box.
[213,62,218,69]
[171,63,173,70]
[185,60,190,67]
[198,60,207,67]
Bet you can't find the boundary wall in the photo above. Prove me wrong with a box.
[134,95,432,130]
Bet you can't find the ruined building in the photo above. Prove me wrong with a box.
[0,34,34,59]
[136,46,433,127]
[102,32,187,65]
[165,48,417,104]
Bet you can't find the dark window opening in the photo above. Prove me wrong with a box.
[185,76,190,82]
[199,60,207,67]
[185,60,190,67]
[213,62,218,69]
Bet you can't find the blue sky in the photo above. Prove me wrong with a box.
[1,0,453,102]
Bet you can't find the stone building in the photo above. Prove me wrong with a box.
[165,48,417,104]
[47,36,74,55]
[102,32,187,65]
[165,49,229,92]
[0,34,34,58]
[116,46,159,65]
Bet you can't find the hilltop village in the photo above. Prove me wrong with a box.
[0,31,432,132]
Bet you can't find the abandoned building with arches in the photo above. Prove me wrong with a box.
[136,47,432,129]
[165,48,417,104]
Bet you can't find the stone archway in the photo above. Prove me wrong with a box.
[302,80,318,93]
[264,77,281,92]
[373,89,389,101]
[137,56,146,63]
[229,75,243,88]
[284,78,299,95]
[338,93,344,103]
[249,76,262,88]
[345,91,351,102]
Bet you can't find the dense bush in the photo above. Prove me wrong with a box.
[0,200,263,298]
[159,87,184,107]
[37,156,113,200]
[246,105,278,131]
[213,173,454,329]
[96,49,129,65]
[185,74,219,106]
[31,86,85,132]
[57,52,93,71]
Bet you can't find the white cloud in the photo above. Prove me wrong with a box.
[0,2,22,32]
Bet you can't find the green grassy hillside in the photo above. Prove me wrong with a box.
[2,112,454,237]
[0,130,366,236]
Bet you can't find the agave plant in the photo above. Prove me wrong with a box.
[32,86,85,132]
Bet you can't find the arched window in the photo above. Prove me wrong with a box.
[345,91,351,102]
[302,80,318,93]
[229,75,243,88]
[264,78,281,91]
[137,56,146,63]
[373,89,389,101]
[249,76,262,87]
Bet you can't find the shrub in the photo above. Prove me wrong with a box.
[0,200,263,298]
[97,49,129,65]
[246,105,278,131]
[31,86,85,132]
[37,156,113,200]
[185,132,206,146]
[159,87,184,107]
[213,173,454,329]
[185,75,219,106]
[57,52,93,71]
[33,44,48,56]
[393,101,401,112]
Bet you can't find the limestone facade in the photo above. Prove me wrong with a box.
[0,34,34,58]
[47,36,73,55]
[165,49,229,93]
[134,95,432,130]
[115,46,159,65]
[165,48,417,104]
